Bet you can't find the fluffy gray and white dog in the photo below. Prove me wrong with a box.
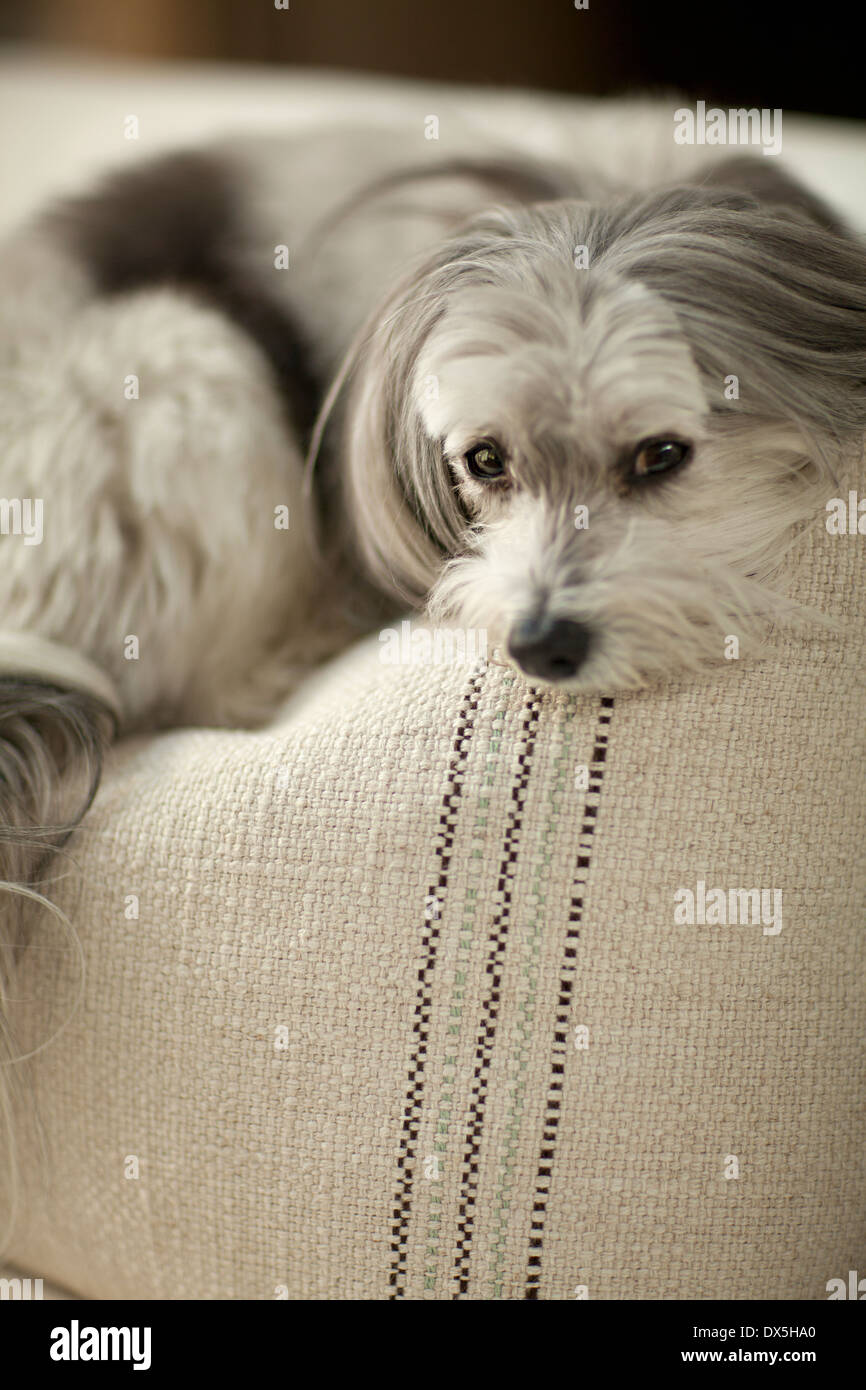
[1,120,865,1147]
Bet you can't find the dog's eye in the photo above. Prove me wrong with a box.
[465,442,506,480]
[630,438,692,479]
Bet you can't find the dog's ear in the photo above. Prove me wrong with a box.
[311,241,470,608]
[694,155,847,234]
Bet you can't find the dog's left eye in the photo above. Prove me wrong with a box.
[465,442,506,480]
[630,438,692,479]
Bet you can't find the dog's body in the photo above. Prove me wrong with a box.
[3,125,863,727]
[0,128,588,729]
[1,120,866,1199]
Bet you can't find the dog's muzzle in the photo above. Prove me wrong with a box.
[507,615,591,682]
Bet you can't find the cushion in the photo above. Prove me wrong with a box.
[2,440,863,1299]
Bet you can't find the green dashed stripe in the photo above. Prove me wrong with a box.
[488,696,577,1298]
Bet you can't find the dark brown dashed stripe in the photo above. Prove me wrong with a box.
[452,691,543,1298]
[388,662,488,1299]
[524,694,614,1300]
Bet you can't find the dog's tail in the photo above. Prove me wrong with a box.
[0,636,119,1253]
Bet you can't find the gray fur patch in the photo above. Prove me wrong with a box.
[51,150,321,442]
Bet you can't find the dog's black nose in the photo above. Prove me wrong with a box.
[507,616,591,681]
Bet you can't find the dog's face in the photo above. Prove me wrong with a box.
[339,167,866,688]
[416,268,720,688]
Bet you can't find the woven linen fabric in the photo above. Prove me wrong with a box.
[1,451,863,1301]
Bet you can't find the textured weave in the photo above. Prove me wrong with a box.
[1,447,864,1300]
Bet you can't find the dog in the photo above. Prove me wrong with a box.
[1,120,865,1224]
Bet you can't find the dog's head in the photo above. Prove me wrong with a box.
[335,157,866,688]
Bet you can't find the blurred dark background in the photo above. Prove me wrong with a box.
[0,0,860,121]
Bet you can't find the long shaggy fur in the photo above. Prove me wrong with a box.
[0,682,113,1247]
[329,169,866,686]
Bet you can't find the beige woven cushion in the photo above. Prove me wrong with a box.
[2,447,863,1301]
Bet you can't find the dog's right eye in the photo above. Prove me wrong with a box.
[629,438,692,480]
[465,442,506,480]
